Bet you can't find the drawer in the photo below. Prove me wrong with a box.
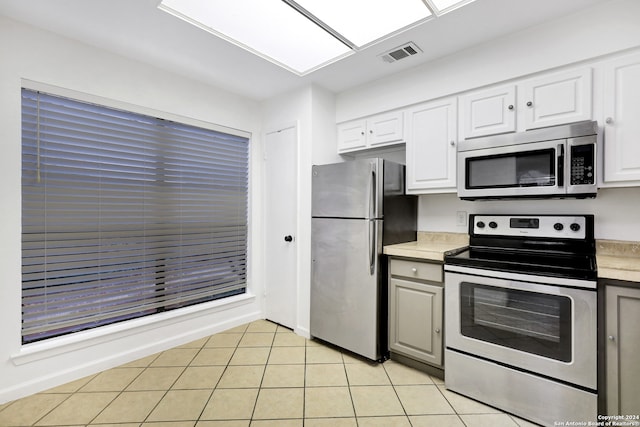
[389,259,443,282]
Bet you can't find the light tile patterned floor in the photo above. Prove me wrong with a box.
[0,320,541,426]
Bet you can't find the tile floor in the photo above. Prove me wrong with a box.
[0,320,541,426]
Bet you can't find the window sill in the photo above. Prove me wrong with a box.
[11,292,256,366]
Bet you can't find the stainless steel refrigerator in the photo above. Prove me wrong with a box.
[311,158,417,361]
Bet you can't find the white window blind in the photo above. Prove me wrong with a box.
[21,88,249,343]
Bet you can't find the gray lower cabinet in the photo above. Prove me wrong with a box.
[605,284,640,414]
[388,258,444,368]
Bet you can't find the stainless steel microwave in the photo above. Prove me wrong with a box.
[457,121,598,200]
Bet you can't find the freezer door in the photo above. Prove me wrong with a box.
[310,217,383,360]
[312,159,382,219]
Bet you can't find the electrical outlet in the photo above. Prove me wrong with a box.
[456,211,467,227]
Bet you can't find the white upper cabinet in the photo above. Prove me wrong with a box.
[337,111,404,153]
[603,52,640,184]
[336,121,367,152]
[405,97,457,193]
[459,84,516,139]
[521,67,592,130]
[459,67,593,140]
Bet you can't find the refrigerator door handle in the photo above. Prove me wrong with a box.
[369,163,377,220]
[369,219,376,275]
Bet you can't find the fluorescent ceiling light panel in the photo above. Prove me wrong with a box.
[431,0,474,13]
[294,0,432,47]
[159,0,352,75]
[159,0,477,75]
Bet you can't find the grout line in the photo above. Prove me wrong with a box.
[302,326,308,427]
[83,360,152,425]
[383,361,412,426]
[29,391,77,426]
[5,320,527,426]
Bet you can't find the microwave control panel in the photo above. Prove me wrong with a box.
[570,144,595,185]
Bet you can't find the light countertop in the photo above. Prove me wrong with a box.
[596,239,640,283]
[384,232,469,262]
[385,234,639,282]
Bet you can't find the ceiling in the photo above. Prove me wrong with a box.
[0,0,604,101]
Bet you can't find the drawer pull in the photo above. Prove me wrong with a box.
[411,268,418,273]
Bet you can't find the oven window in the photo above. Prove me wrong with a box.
[460,282,572,362]
[466,149,555,189]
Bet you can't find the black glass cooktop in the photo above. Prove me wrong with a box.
[445,247,597,280]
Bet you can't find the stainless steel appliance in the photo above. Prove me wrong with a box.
[311,159,417,361]
[457,121,598,200]
[444,214,598,427]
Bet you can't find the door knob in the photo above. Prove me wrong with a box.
[284,235,293,242]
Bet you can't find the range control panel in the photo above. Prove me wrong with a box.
[471,215,588,239]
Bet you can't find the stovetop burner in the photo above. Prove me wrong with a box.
[445,214,597,281]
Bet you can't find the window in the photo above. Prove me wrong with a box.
[21,88,249,344]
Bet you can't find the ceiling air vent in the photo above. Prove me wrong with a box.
[379,42,422,63]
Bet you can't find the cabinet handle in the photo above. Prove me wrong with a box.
[369,129,373,134]
[526,101,533,107]
[361,131,365,135]
[608,335,616,342]
[605,117,614,125]
[411,268,418,273]
[508,105,514,110]
[450,140,456,147]
[435,328,441,334]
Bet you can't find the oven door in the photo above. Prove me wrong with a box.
[457,139,565,199]
[445,267,597,390]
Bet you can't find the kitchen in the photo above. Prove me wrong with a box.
[1,0,640,425]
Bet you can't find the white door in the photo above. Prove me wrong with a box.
[264,125,297,329]
[337,120,367,153]
[603,52,640,183]
[521,67,592,130]
[405,97,457,193]
[459,84,516,139]
[367,111,404,147]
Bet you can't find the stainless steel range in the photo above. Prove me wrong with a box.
[444,214,598,427]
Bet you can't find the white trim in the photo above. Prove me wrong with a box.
[12,293,256,366]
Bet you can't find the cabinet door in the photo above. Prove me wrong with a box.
[389,277,443,366]
[460,84,516,139]
[521,67,592,130]
[603,53,640,183]
[337,120,367,153]
[405,97,457,193]
[606,285,640,415]
[368,111,404,147]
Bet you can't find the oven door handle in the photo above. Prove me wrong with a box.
[444,264,597,289]
[557,143,565,187]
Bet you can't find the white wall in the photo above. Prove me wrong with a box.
[418,188,640,241]
[261,85,339,338]
[0,16,264,403]
[332,0,640,242]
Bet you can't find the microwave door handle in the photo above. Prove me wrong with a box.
[557,144,565,187]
